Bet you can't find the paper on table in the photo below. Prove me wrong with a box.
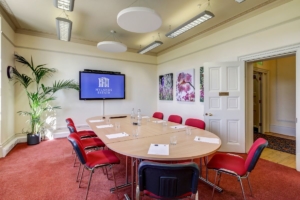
[147,144,169,155]
[194,136,220,144]
[106,132,129,139]
[96,124,113,129]
[142,116,149,118]
[170,125,186,129]
[152,120,165,123]
[89,119,104,123]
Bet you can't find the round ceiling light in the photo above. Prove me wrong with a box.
[117,7,162,33]
[97,41,127,53]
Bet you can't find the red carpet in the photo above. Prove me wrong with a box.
[0,138,300,200]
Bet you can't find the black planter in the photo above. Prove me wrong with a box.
[27,133,40,145]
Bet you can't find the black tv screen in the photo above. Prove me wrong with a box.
[79,71,125,100]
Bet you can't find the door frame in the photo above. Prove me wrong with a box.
[238,43,300,171]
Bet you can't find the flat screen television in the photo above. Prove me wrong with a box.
[79,71,125,100]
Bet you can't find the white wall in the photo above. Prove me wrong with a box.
[156,0,300,125]
[0,16,16,156]
[13,35,157,135]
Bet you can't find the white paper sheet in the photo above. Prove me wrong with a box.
[106,132,129,139]
[142,116,150,118]
[96,124,113,129]
[89,120,104,123]
[194,136,220,144]
[170,125,186,129]
[152,120,165,123]
[147,144,169,155]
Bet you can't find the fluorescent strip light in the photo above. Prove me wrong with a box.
[56,17,72,41]
[53,0,75,11]
[165,10,214,38]
[138,41,163,54]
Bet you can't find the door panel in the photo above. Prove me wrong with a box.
[204,61,245,153]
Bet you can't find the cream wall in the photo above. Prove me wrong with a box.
[156,0,300,125]
[0,16,15,156]
[13,35,157,135]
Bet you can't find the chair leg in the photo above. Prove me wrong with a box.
[73,154,78,167]
[76,163,82,182]
[79,167,85,188]
[246,176,253,196]
[212,171,220,199]
[85,169,94,200]
[217,173,222,186]
[238,176,246,200]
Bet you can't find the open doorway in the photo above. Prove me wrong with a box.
[250,55,296,168]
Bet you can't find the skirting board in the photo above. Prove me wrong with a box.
[270,125,296,137]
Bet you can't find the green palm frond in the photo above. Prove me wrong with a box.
[14,54,35,71]
[34,66,55,84]
[12,67,33,88]
[17,111,32,116]
[52,80,79,93]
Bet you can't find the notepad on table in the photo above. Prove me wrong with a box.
[96,124,113,129]
[106,132,129,139]
[89,119,104,123]
[152,120,165,123]
[147,144,169,155]
[170,125,186,129]
[194,136,220,144]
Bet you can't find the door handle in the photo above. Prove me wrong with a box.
[205,113,213,116]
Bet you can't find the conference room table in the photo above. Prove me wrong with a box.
[87,114,222,199]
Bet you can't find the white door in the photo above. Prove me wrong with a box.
[204,61,245,153]
[296,49,300,171]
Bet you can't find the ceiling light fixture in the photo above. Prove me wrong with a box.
[165,10,214,38]
[117,7,162,33]
[138,41,163,54]
[97,30,127,53]
[56,17,72,41]
[53,0,75,11]
[235,0,246,3]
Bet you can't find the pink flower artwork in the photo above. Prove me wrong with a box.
[176,69,195,102]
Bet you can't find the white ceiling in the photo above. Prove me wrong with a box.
[0,0,290,55]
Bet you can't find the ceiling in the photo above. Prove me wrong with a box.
[0,0,290,55]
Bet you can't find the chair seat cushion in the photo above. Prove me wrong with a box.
[77,130,97,138]
[81,138,105,149]
[207,153,247,176]
[86,150,120,168]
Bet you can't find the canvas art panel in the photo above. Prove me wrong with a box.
[176,69,195,102]
[159,73,173,100]
[200,66,204,102]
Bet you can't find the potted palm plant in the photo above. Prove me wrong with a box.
[11,54,79,145]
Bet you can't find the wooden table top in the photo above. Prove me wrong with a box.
[87,115,221,161]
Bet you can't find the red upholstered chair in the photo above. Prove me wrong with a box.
[67,134,120,200]
[185,118,205,130]
[137,161,199,200]
[66,118,97,138]
[168,115,182,124]
[207,138,268,200]
[152,112,164,120]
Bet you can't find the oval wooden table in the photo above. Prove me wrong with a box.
[87,115,222,199]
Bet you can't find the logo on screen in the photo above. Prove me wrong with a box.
[98,77,109,87]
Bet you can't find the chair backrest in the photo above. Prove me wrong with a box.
[185,118,205,130]
[138,161,199,199]
[245,138,268,172]
[168,115,182,124]
[67,134,87,165]
[152,112,164,120]
[66,118,78,132]
[67,124,77,133]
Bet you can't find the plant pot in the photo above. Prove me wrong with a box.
[27,133,40,145]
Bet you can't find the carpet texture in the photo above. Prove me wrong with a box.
[254,133,296,154]
[0,138,300,200]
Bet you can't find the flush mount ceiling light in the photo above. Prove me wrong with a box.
[53,0,75,11]
[97,30,127,53]
[56,17,72,41]
[117,7,162,33]
[138,41,163,54]
[235,0,246,3]
[165,10,214,38]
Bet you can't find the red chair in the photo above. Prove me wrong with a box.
[67,134,120,200]
[185,118,205,130]
[207,138,268,200]
[66,118,97,138]
[168,115,182,124]
[152,112,164,120]
[137,161,199,199]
